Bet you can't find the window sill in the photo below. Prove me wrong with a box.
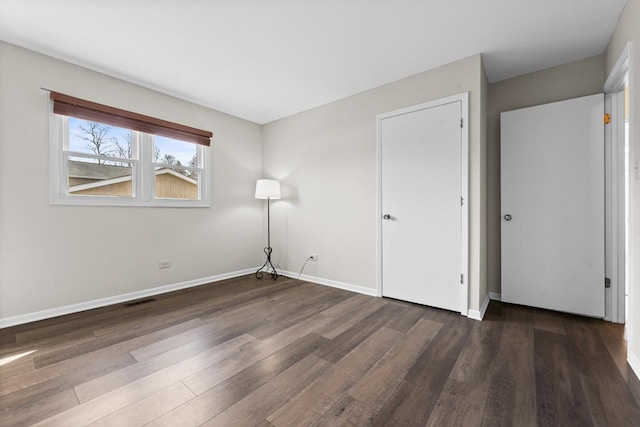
[50,196,211,208]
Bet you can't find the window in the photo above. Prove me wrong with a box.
[49,92,212,207]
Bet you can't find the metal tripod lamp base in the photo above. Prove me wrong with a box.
[256,247,278,280]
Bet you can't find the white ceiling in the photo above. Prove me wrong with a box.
[0,0,627,124]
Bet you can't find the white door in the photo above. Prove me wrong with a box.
[501,94,605,317]
[380,98,465,312]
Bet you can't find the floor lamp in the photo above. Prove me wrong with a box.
[255,179,281,280]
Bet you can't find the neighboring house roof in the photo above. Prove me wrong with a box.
[69,165,196,193]
[68,160,131,180]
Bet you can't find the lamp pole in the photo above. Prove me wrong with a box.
[256,196,278,280]
[255,179,280,280]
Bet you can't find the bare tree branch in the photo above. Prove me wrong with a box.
[114,133,133,160]
[76,121,118,164]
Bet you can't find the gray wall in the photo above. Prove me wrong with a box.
[0,42,264,320]
[262,54,487,312]
[4,17,626,322]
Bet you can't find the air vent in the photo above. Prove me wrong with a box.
[124,298,156,307]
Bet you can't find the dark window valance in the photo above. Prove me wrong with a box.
[50,91,212,146]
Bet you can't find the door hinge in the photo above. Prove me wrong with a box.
[460,197,464,206]
[604,114,611,125]
[605,277,611,288]
[460,118,464,128]
[460,273,464,284]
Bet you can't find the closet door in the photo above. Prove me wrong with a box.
[381,98,465,312]
[501,94,604,317]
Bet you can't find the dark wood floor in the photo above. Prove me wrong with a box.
[2,276,640,426]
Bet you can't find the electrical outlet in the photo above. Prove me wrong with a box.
[158,260,172,269]
[310,254,318,261]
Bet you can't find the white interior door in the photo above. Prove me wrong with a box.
[381,98,464,312]
[501,94,605,317]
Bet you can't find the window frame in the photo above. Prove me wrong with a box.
[49,99,211,207]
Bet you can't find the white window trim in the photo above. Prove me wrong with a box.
[49,102,211,208]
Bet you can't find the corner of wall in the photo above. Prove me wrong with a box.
[479,54,490,312]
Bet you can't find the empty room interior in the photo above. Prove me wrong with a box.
[1,0,640,425]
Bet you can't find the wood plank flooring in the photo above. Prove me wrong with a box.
[1,275,640,426]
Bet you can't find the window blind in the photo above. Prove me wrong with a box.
[50,91,212,146]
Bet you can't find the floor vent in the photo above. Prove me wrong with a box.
[124,298,156,307]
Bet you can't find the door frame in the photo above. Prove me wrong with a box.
[604,42,631,324]
[375,92,469,316]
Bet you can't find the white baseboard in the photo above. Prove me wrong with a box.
[489,292,501,301]
[468,293,491,321]
[629,349,640,380]
[281,270,378,297]
[0,267,257,329]
[1,266,497,328]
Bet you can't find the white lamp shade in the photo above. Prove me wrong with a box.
[255,179,281,199]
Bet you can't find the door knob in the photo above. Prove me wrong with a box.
[504,214,512,221]
[383,214,391,220]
